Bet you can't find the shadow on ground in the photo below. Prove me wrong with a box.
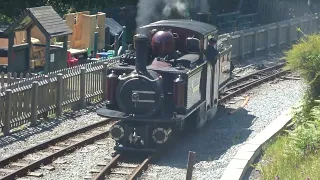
[154,105,257,169]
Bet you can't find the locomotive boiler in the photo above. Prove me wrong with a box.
[96,19,233,152]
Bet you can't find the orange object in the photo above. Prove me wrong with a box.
[229,96,250,115]
[67,51,79,67]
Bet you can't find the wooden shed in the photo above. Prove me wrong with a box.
[4,6,72,74]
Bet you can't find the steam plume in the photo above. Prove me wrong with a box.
[135,0,189,31]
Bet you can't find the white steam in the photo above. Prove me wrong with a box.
[162,0,188,17]
[135,0,189,29]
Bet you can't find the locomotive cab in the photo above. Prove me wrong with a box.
[96,19,233,152]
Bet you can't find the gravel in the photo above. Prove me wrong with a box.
[140,79,306,180]
[26,137,115,180]
[0,110,108,160]
[0,52,305,180]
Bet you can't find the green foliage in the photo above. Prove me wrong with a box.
[256,96,320,179]
[257,32,320,178]
[283,31,320,96]
[284,98,320,156]
[0,14,13,24]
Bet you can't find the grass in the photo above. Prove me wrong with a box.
[255,96,320,180]
[256,135,320,180]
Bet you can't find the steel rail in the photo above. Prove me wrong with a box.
[0,119,113,180]
[0,118,112,166]
[128,154,153,180]
[92,153,155,180]
[219,63,286,92]
[92,154,121,180]
[219,70,290,103]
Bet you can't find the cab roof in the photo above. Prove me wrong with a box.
[139,19,217,36]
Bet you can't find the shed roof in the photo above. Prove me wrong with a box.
[105,18,123,36]
[139,19,217,36]
[4,6,72,38]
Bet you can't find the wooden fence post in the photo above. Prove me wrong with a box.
[276,23,281,51]
[186,151,196,180]
[253,29,258,57]
[316,15,320,32]
[240,31,245,61]
[56,74,63,117]
[80,67,86,108]
[3,89,12,135]
[227,34,231,47]
[309,15,313,34]
[31,81,38,126]
[299,18,304,39]
[7,73,11,88]
[266,26,271,52]
[288,21,292,45]
[102,62,108,101]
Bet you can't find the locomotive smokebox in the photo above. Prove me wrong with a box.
[133,34,149,73]
[197,12,211,23]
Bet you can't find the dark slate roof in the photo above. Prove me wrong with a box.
[4,6,72,38]
[139,19,217,36]
[105,18,123,36]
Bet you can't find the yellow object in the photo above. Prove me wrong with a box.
[65,11,106,51]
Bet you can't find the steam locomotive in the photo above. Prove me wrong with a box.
[96,19,233,152]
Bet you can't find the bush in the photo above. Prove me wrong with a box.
[282,30,320,156]
[284,31,320,97]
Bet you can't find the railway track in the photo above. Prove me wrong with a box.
[89,153,154,180]
[219,63,291,103]
[0,118,115,180]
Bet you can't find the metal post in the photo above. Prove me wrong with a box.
[102,62,109,101]
[4,89,12,135]
[56,74,63,117]
[31,81,39,126]
[114,34,119,56]
[45,38,50,74]
[186,151,196,180]
[93,32,98,57]
[122,26,127,52]
[105,26,111,46]
[80,67,86,108]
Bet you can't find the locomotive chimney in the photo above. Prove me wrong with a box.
[197,12,211,23]
[133,34,149,73]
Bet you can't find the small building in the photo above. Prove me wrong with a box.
[4,6,72,74]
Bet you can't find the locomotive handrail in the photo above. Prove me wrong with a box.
[118,73,161,82]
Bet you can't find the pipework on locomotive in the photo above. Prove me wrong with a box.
[96,19,232,152]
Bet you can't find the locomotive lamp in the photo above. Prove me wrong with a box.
[173,75,186,108]
[105,70,119,105]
